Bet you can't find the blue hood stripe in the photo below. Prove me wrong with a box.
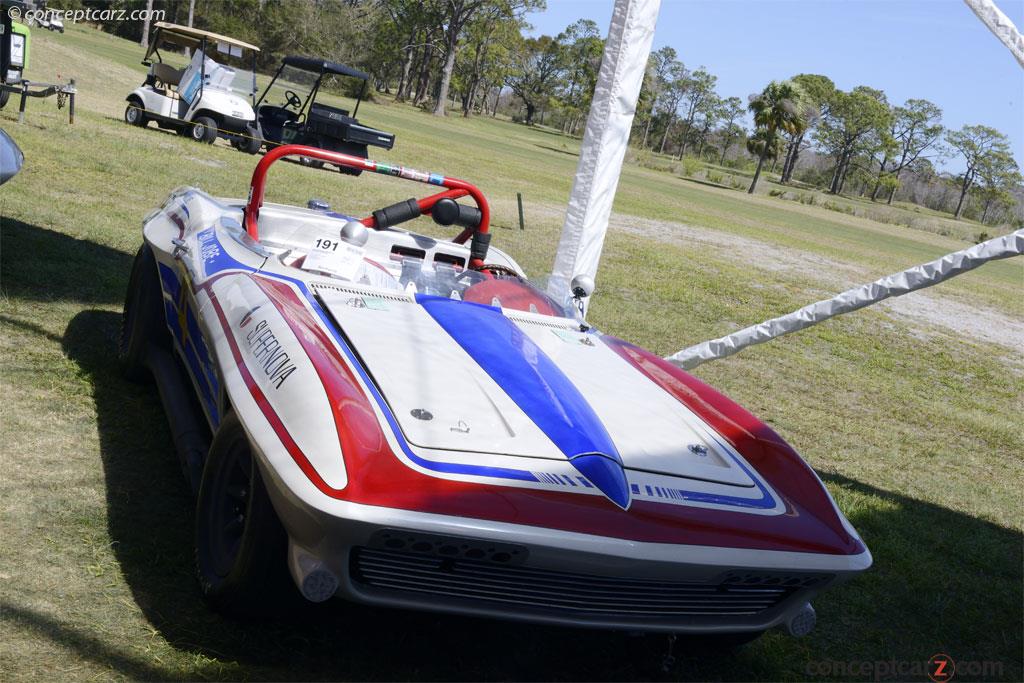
[417,294,630,508]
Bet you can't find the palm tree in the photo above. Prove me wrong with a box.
[745,128,784,166]
[747,80,807,194]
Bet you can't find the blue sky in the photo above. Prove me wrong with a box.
[527,0,1024,173]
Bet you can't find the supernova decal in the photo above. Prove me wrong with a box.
[240,309,297,389]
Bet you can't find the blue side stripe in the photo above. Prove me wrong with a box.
[158,263,181,302]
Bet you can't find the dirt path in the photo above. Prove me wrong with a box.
[604,212,1024,352]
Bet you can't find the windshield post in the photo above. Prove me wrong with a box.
[145,26,159,63]
[256,62,284,108]
[198,36,206,104]
[250,51,257,104]
[353,77,367,118]
[303,69,323,116]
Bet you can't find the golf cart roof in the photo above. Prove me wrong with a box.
[283,55,369,80]
[148,22,260,54]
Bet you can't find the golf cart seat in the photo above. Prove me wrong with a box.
[152,62,184,88]
[258,105,300,144]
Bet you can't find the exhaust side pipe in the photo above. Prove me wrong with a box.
[782,602,817,637]
[288,541,339,603]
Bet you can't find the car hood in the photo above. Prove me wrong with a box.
[317,285,762,504]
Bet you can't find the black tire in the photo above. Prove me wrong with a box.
[240,128,262,154]
[298,156,325,169]
[195,411,296,618]
[119,244,167,382]
[336,143,367,176]
[0,89,9,110]
[190,116,218,144]
[124,100,146,127]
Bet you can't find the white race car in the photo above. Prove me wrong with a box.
[121,145,870,642]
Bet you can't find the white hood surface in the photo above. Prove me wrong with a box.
[316,285,757,491]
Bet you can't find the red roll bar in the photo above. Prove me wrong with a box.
[243,145,491,267]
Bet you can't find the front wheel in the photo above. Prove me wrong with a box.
[195,411,296,618]
[124,101,146,127]
[189,116,218,144]
[119,244,167,382]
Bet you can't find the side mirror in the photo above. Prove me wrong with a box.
[570,274,595,299]
[569,274,595,330]
[0,128,24,186]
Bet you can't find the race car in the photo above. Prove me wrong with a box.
[120,144,870,641]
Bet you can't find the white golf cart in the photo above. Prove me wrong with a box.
[125,22,262,153]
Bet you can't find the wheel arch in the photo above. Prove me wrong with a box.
[190,109,225,127]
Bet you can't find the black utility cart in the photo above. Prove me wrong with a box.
[256,56,395,174]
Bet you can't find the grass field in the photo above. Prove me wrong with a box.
[1,23,1022,682]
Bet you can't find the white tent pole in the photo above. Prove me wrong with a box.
[964,0,1024,67]
[547,0,661,309]
[666,230,1024,370]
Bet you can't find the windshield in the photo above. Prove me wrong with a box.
[261,65,365,114]
[155,42,256,98]
[204,45,256,97]
[348,256,572,319]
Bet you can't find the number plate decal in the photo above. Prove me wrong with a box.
[303,239,365,281]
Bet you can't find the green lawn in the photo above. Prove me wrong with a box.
[1,23,1021,682]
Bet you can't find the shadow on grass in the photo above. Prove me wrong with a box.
[57,309,1023,682]
[1,602,170,680]
[535,143,579,157]
[0,218,131,304]
[681,176,740,192]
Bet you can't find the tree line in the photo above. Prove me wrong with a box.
[736,75,1021,224]
[78,0,1022,226]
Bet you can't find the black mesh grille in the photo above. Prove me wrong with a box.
[350,547,798,618]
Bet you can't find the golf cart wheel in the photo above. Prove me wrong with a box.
[337,144,368,176]
[0,89,9,110]
[190,116,218,144]
[195,411,296,618]
[119,243,168,382]
[298,156,325,169]
[124,101,146,127]
[239,128,262,154]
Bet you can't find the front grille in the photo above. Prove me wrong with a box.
[350,547,796,618]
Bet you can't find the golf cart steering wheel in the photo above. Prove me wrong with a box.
[244,145,492,269]
[284,90,303,110]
